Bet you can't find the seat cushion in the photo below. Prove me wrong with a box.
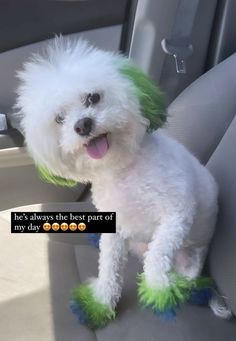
[0,203,96,341]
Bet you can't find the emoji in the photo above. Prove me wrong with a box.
[69,222,77,231]
[78,222,86,231]
[52,222,60,231]
[43,222,51,232]
[61,222,69,231]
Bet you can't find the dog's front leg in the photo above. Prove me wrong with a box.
[138,215,191,318]
[71,233,127,329]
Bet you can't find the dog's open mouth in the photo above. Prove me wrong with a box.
[84,134,109,159]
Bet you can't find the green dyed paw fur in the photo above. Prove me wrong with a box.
[72,284,115,329]
[138,272,191,312]
[138,273,214,313]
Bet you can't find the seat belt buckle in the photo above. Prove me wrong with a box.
[173,54,187,74]
[0,113,8,131]
[161,38,193,74]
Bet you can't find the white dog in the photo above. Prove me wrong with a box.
[15,37,230,328]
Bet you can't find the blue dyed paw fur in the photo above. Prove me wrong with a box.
[188,287,213,305]
[153,307,177,321]
[87,233,101,248]
[70,284,115,329]
[69,299,89,325]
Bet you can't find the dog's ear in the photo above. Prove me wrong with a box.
[36,164,77,187]
[119,62,167,132]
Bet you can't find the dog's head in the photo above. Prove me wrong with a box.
[15,37,166,184]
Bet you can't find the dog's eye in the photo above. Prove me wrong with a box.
[55,113,65,124]
[84,93,100,107]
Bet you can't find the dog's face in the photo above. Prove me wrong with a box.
[16,37,166,183]
[16,38,166,184]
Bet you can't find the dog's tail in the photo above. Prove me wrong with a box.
[209,291,232,319]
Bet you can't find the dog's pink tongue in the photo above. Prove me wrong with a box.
[86,135,109,159]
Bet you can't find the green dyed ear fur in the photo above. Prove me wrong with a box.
[119,62,167,132]
[36,164,77,187]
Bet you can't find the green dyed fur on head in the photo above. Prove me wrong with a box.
[72,284,115,329]
[138,272,214,312]
[36,164,77,187]
[119,62,167,132]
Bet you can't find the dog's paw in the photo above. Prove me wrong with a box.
[137,272,190,320]
[70,284,115,329]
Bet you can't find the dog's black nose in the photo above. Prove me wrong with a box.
[74,117,93,136]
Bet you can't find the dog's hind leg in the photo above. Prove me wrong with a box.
[176,247,214,310]
[174,246,232,319]
[174,246,208,280]
[174,245,214,305]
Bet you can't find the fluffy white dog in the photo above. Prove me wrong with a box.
[15,37,229,328]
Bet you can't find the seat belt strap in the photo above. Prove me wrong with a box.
[161,0,200,74]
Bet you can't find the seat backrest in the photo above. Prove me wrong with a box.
[165,54,236,315]
[165,53,236,165]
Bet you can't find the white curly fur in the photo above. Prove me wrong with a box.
[16,37,222,315]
